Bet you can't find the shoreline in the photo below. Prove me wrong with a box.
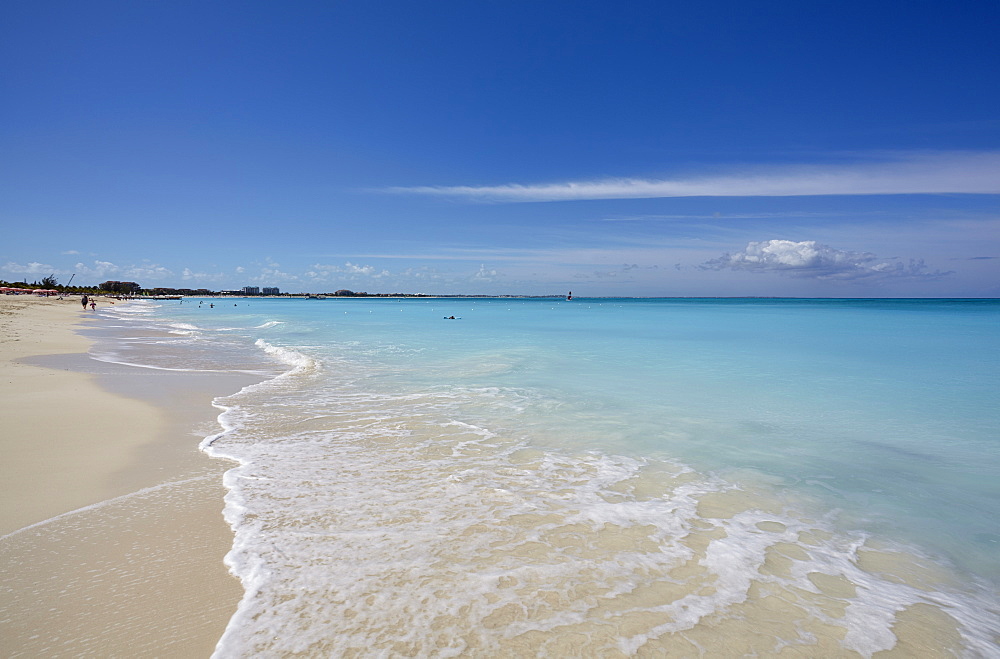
[0,296,251,656]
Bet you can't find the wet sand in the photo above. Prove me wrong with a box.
[0,296,252,656]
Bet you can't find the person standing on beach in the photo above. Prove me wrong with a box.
[81,295,88,310]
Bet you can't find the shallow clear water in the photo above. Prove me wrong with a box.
[100,297,1000,656]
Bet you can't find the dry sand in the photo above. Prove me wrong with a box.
[0,295,252,657]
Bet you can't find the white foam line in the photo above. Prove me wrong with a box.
[0,475,215,542]
[87,354,270,375]
[201,401,240,450]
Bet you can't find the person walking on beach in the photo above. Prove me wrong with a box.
[90,299,96,311]
[81,295,88,310]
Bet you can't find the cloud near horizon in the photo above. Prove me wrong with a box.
[702,240,953,281]
[306,262,391,281]
[2,259,174,282]
[387,151,1000,202]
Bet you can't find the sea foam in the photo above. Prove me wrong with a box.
[102,297,1000,656]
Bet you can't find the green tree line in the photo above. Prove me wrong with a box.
[0,277,140,295]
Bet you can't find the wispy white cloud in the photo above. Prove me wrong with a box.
[0,260,180,284]
[702,240,953,281]
[350,250,538,263]
[181,268,226,282]
[122,263,174,280]
[598,211,890,222]
[302,261,514,290]
[571,263,658,282]
[2,259,175,282]
[386,151,1000,202]
[236,258,300,285]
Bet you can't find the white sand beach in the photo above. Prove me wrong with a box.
[0,295,247,656]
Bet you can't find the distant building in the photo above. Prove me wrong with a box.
[262,287,280,295]
[242,286,260,295]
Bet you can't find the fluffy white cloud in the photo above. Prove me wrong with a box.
[1,259,174,283]
[345,262,376,276]
[238,258,300,285]
[474,264,498,281]
[306,262,390,281]
[69,260,174,280]
[2,261,60,275]
[388,151,1000,202]
[703,240,953,281]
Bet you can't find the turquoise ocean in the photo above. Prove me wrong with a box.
[99,297,999,656]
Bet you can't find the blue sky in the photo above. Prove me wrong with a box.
[2,0,998,296]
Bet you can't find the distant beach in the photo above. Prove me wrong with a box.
[0,295,249,656]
